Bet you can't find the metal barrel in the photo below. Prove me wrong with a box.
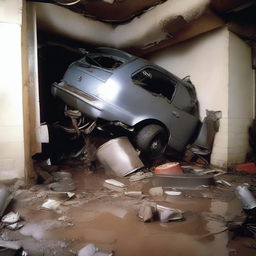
[96,137,144,177]
[236,184,256,210]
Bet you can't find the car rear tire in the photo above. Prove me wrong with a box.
[134,124,168,155]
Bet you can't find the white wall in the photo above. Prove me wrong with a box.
[0,0,25,179]
[148,27,253,167]
[228,32,253,164]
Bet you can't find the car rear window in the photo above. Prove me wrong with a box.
[86,55,123,70]
[132,68,176,101]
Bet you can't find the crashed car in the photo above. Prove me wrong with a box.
[52,47,199,154]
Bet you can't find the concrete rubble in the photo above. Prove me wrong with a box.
[77,243,113,256]
[138,201,184,223]
[148,187,164,197]
[42,199,61,210]
[128,171,153,182]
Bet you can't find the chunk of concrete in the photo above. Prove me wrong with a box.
[78,243,113,256]
[78,244,97,256]
[129,171,153,182]
[149,187,163,197]
[138,202,157,222]
[42,199,61,210]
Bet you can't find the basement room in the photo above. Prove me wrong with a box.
[0,0,256,255]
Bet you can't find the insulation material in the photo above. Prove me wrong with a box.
[36,0,210,48]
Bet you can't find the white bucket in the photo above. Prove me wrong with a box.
[96,137,144,177]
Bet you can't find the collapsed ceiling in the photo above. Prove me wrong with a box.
[35,0,218,53]
[33,0,255,54]
[61,0,168,24]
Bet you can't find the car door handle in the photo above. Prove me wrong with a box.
[172,111,180,118]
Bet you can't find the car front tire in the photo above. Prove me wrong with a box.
[134,124,168,155]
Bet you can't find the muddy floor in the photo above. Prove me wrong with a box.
[1,165,256,256]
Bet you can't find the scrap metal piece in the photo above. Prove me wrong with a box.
[156,205,184,222]
[1,212,20,224]
[0,185,12,218]
[124,191,143,198]
[105,179,125,188]
[138,202,183,223]
[6,222,25,231]
[164,191,182,196]
[216,179,231,187]
[191,110,222,155]
[236,184,256,211]
[152,174,215,189]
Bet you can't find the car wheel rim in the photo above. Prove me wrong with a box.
[150,136,164,153]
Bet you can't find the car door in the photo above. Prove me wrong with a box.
[130,66,198,151]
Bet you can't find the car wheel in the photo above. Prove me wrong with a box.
[135,124,168,155]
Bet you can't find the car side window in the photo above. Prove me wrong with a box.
[132,68,176,101]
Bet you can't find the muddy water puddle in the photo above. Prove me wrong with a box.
[11,169,255,256]
[42,195,241,256]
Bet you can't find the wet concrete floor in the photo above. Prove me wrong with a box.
[2,167,256,256]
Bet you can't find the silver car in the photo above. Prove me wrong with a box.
[52,47,199,155]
